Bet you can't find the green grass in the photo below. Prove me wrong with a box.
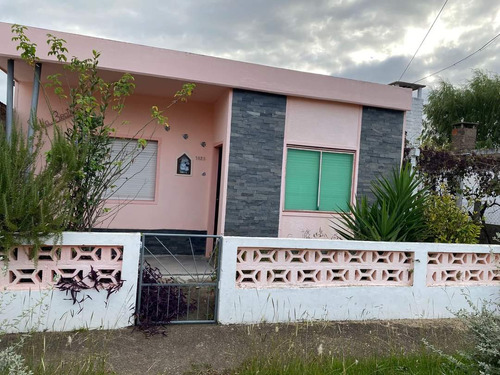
[0,354,116,375]
[187,352,475,375]
[27,355,116,375]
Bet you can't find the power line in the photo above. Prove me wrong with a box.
[413,33,500,83]
[398,0,449,81]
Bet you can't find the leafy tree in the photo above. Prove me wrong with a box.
[422,70,500,148]
[11,25,195,231]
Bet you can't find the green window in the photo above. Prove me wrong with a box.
[284,148,353,212]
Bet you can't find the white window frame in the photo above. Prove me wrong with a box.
[106,138,158,201]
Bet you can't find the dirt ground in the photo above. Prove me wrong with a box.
[3,319,470,375]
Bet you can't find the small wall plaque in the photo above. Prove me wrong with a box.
[177,153,192,175]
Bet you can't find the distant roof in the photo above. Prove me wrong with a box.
[389,81,426,91]
[453,122,479,128]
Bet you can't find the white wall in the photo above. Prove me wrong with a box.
[405,96,424,146]
[0,232,141,333]
[217,237,499,324]
[460,174,500,226]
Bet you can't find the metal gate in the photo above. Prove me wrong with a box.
[136,233,222,325]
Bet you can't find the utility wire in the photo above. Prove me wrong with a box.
[413,32,500,83]
[398,0,449,81]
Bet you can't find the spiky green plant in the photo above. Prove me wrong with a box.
[334,163,429,241]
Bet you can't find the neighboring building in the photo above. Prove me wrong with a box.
[452,125,500,228]
[0,22,412,240]
[0,101,5,124]
[389,81,425,146]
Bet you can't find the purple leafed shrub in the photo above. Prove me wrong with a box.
[55,266,124,312]
[135,261,191,335]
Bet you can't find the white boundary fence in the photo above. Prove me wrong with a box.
[2,234,498,332]
[217,237,499,324]
[0,232,141,333]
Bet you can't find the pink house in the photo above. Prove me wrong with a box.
[0,23,412,245]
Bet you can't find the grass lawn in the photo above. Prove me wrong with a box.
[5,352,474,375]
[228,352,473,375]
[0,320,481,375]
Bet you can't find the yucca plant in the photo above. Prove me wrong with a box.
[334,163,429,241]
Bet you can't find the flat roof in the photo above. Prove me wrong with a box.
[389,81,426,91]
[0,22,412,111]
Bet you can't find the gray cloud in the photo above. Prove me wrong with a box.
[0,0,499,103]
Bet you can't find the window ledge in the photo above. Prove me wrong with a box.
[105,199,158,206]
[282,210,345,218]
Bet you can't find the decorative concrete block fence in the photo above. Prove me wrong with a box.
[2,233,498,331]
[0,232,141,333]
[218,237,500,324]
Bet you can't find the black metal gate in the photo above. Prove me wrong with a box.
[136,233,222,325]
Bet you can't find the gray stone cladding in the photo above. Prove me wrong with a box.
[224,89,286,237]
[357,106,405,202]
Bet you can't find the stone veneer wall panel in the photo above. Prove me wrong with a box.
[224,89,286,237]
[357,106,405,201]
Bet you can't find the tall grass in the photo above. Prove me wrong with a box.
[26,354,115,375]
[237,353,473,375]
[0,333,116,375]
[185,352,474,375]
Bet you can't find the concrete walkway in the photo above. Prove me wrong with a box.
[144,254,215,282]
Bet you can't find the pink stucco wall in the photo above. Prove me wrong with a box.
[279,97,362,239]
[210,90,233,235]
[12,73,230,233]
[285,97,361,150]
[101,95,216,231]
[1,22,413,237]
[0,22,412,112]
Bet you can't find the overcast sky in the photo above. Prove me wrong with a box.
[0,0,499,103]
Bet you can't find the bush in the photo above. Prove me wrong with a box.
[425,297,500,375]
[424,191,481,243]
[0,125,71,256]
[136,261,191,335]
[0,344,32,375]
[334,163,429,241]
[456,299,500,374]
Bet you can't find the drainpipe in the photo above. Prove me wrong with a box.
[6,59,14,142]
[28,62,42,153]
